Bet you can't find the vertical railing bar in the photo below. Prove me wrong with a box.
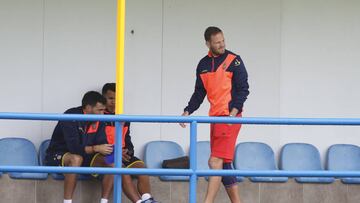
[114,121,123,203]
[189,121,198,203]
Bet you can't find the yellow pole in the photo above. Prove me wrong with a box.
[115,0,126,115]
[114,1,126,202]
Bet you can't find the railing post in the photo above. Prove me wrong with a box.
[114,121,123,203]
[189,121,198,203]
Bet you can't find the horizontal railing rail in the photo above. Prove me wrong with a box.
[1,112,360,125]
[0,166,360,177]
[0,112,359,203]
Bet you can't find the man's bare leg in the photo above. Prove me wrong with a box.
[92,155,114,199]
[130,162,151,195]
[122,174,142,203]
[63,153,83,200]
[225,184,242,203]
[204,156,223,203]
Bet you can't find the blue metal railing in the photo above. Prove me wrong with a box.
[1,113,360,203]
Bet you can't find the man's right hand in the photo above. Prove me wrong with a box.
[94,144,113,155]
[179,111,189,128]
[122,148,131,162]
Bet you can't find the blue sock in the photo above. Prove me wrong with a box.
[221,163,237,187]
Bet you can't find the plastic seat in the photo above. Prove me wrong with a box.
[144,141,188,181]
[0,138,47,180]
[196,141,211,181]
[327,144,360,184]
[39,139,91,180]
[280,143,334,183]
[234,142,288,183]
[196,141,210,171]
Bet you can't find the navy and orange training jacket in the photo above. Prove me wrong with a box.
[184,49,249,116]
[46,106,107,156]
[104,111,134,154]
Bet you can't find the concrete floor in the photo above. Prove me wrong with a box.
[0,175,360,203]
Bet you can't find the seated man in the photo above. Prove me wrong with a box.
[46,91,114,203]
[102,83,158,203]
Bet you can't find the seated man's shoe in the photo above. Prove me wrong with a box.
[141,197,159,203]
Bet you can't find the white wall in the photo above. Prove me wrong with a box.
[0,0,44,146]
[0,0,359,165]
[124,0,163,157]
[41,0,117,141]
[280,0,360,163]
[0,0,117,146]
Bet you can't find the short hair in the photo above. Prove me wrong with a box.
[204,26,223,42]
[102,83,116,95]
[82,91,106,108]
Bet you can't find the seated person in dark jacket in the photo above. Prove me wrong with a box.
[46,91,113,203]
[102,83,158,203]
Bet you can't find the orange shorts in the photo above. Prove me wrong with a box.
[210,115,242,163]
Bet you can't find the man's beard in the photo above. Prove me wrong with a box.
[211,47,225,56]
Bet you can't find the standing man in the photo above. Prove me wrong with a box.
[180,26,249,203]
[46,91,114,203]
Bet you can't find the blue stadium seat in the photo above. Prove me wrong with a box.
[280,143,334,183]
[196,141,210,171]
[0,137,47,180]
[327,144,360,184]
[144,141,188,181]
[39,139,91,180]
[196,141,210,181]
[234,142,288,183]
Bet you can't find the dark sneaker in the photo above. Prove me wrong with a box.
[141,197,159,203]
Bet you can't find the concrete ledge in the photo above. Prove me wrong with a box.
[1,175,360,203]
